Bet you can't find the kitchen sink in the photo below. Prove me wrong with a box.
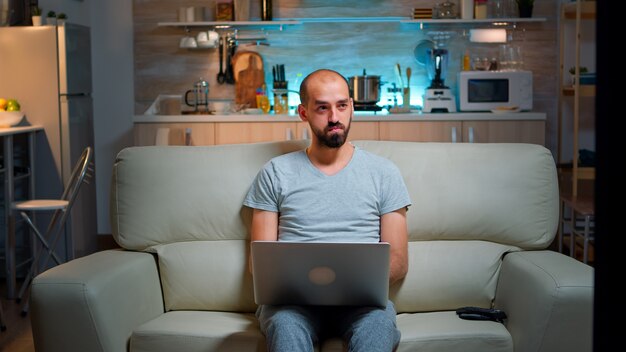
[144,94,234,115]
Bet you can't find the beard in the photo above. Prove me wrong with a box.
[311,115,352,148]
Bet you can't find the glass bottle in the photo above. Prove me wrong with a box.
[260,0,272,21]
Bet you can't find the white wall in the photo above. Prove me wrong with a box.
[40,0,135,235]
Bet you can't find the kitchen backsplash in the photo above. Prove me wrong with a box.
[133,0,560,148]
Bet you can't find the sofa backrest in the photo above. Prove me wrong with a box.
[352,141,559,248]
[110,140,559,313]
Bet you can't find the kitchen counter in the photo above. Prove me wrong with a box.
[134,111,546,123]
[134,95,547,146]
[136,94,546,123]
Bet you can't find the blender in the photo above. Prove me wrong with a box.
[422,32,457,113]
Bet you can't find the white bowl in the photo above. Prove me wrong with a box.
[0,111,25,127]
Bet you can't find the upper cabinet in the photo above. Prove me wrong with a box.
[558,0,596,197]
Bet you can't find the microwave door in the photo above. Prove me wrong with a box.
[469,79,509,103]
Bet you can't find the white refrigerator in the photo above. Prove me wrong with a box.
[0,24,98,263]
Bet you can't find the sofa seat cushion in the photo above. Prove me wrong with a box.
[130,311,264,352]
[397,311,513,352]
[130,311,344,352]
[130,311,513,352]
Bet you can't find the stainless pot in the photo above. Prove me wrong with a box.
[349,69,381,104]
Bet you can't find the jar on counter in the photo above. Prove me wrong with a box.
[460,0,474,19]
[474,0,488,19]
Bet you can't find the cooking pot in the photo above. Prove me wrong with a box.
[349,69,381,104]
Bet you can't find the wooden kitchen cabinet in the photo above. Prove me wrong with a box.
[134,117,545,147]
[379,121,462,142]
[214,122,299,145]
[462,120,545,144]
[296,121,379,141]
[378,120,544,144]
[134,123,215,146]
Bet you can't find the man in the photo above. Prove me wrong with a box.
[244,69,411,352]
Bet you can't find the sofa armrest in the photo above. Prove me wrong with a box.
[30,249,164,352]
[494,251,593,352]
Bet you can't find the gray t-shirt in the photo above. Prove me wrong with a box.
[243,145,411,242]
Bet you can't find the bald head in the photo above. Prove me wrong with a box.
[299,69,350,106]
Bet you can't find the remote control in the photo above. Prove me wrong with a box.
[455,306,507,322]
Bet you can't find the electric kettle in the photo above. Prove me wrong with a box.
[185,78,209,112]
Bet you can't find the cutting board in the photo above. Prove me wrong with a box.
[233,51,264,108]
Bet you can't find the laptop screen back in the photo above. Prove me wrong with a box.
[251,241,390,307]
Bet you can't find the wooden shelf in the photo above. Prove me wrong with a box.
[158,20,301,29]
[562,85,596,97]
[159,17,547,29]
[557,0,596,198]
[563,1,596,19]
[558,166,596,180]
[286,17,408,23]
[400,17,546,25]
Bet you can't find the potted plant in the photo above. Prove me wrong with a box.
[46,10,57,26]
[31,6,43,26]
[515,0,534,18]
[569,66,589,85]
[57,13,67,26]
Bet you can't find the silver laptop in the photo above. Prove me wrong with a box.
[251,241,390,307]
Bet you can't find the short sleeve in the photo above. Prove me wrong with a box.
[243,163,279,212]
[379,162,412,215]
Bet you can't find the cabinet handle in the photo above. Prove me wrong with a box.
[468,126,474,143]
[285,128,293,140]
[451,126,457,143]
[155,128,170,146]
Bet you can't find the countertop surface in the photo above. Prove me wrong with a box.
[137,94,547,123]
[0,125,44,135]
[134,111,547,123]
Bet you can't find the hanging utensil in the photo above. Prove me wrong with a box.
[395,63,404,88]
[406,67,412,87]
[217,36,225,84]
[224,39,236,84]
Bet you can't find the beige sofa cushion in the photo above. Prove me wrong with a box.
[157,240,256,312]
[111,140,309,250]
[352,141,559,249]
[130,311,264,352]
[392,240,519,313]
[396,311,513,352]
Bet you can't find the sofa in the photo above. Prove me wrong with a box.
[30,140,594,352]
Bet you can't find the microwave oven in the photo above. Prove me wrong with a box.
[457,70,533,111]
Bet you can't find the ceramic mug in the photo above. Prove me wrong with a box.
[179,36,197,49]
[197,31,219,48]
[196,31,209,42]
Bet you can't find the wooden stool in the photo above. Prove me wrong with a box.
[558,195,594,264]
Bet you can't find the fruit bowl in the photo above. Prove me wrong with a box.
[0,111,25,127]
